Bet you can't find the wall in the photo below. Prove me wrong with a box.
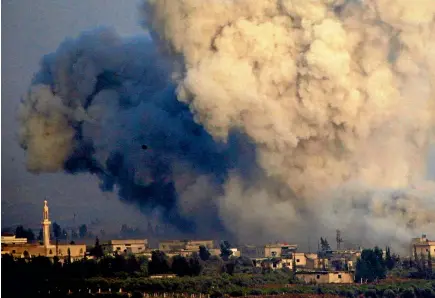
[57,244,86,259]
[240,246,265,258]
[297,272,354,284]
[294,252,307,267]
[264,246,281,258]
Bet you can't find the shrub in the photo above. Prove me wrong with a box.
[401,288,416,298]
[229,289,244,297]
[364,289,378,298]
[248,289,263,296]
[383,289,396,298]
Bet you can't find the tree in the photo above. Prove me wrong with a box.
[15,226,35,242]
[90,237,104,258]
[385,246,395,270]
[189,255,203,276]
[61,229,68,240]
[220,241,233,261]
[320,237,331,252]
[37,229,43,242]
[138,256,149,277]
[172,255,191,276]
[414,246,420,271]
[52,222,61,240]
[71,229,79,239]
[79,224,87,239]
[199,245,211,261]
[428,249,433,275]
[148,250,170,275]
[292,255,297,274]
[355,247,386,282]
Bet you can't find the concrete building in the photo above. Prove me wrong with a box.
[1,235,28,245]
[239,245,266,259]
[411,234,435,256]
[159,240,214,252]
[265,243,298,258]
[103,239,148,255]
[294,252,308,267]
[306,256,329,270]
[240,243,297,259]
[1,200,86,262]
[296,271,354,284]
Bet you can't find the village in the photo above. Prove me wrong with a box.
[2,200,435,286]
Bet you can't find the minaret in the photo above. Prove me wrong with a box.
[42,200,51,248]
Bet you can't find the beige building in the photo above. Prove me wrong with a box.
[411,234,435,256]
[296,271,354,284]
[103,239,148,255]
[1,235,28,245]
[159,240,214,252]
[265,243,297,258]
[306,257,329,270]
[1,200,85,262]
[240,243,297,259]
[239,245,266,258]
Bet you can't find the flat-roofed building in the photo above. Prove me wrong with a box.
[411,234,435,256]
[159,240,214,252]
[103,239,148,255]
[240,243,297,259]
[1,235,28,245]
[296,271,354,284]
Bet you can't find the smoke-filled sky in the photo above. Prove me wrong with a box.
[4,0,435,251]
[2,0,150,231]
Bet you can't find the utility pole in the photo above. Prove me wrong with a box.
[336,230,343,250]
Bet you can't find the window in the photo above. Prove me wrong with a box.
[316,275,320,279]
[49,249,53,254]
[338,274,342,278]
[296,259,300,263]
[80,248,83,254]
[117,247,121,250]
[12,250,16,253]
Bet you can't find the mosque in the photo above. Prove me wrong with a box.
[1,200,86,261]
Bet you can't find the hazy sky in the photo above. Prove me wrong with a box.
[2,0,151,232]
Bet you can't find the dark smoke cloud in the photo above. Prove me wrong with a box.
[18,27,258,238]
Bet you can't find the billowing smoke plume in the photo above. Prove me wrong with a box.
[18,0,435,249]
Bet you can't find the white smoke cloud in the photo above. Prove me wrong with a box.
[143,0,435,249]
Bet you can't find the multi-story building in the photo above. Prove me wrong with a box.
[411,234,435,257]
[240,242,297,259]
[265,243,298,258]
